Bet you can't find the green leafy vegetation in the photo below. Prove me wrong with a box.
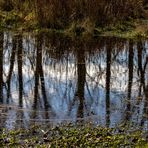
[0,123,147,147]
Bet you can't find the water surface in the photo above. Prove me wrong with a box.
[0,32,147,130]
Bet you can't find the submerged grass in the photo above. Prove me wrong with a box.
[0,123,148,147]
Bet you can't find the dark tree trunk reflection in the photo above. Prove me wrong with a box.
[141,84,148,126]
[106,42,112,127]
[0,32,3,103]
[137,41,145,92]
[141,50,148,126]
[33,66,39,110]
[76,48,86,118]
[6,35,17,103]
[33,33,49,118]
[33,34,39,110]
[126,40,134,121]
[17,35,23,107]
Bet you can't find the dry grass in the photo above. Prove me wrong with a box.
[0,0,146,29]
[36,0,145,28]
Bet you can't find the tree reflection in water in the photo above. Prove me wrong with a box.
[126,40,134,121]
[0,32,147,130]
[32,33,50,121]
[105,39,112,127]
[76,46,86,119]
[0,31,3,103]
[6,34,17,103]
[17,35,23,107]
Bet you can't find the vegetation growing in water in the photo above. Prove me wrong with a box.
[0,123,148,147]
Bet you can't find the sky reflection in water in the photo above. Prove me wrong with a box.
[0,31,147,130]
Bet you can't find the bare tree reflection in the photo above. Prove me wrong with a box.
[17,35,23,107]
[105,40,112,127]
[137,41,145,93]
[76,47,86,118]
[141,83,148,127]
[126,40,134,121]
[0,32,3,103]
[140,47,148,126]
[16,34,24,128]
[33,33,50,120]
[6,35,17,103]
[0,31,148,129]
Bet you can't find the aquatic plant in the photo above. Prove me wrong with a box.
[0,124,147,147]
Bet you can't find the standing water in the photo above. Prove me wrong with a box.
[0,31,147,130]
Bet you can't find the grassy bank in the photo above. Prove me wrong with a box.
[0,11,148,39]
[0,124,148,147]
[0,1,148,39]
